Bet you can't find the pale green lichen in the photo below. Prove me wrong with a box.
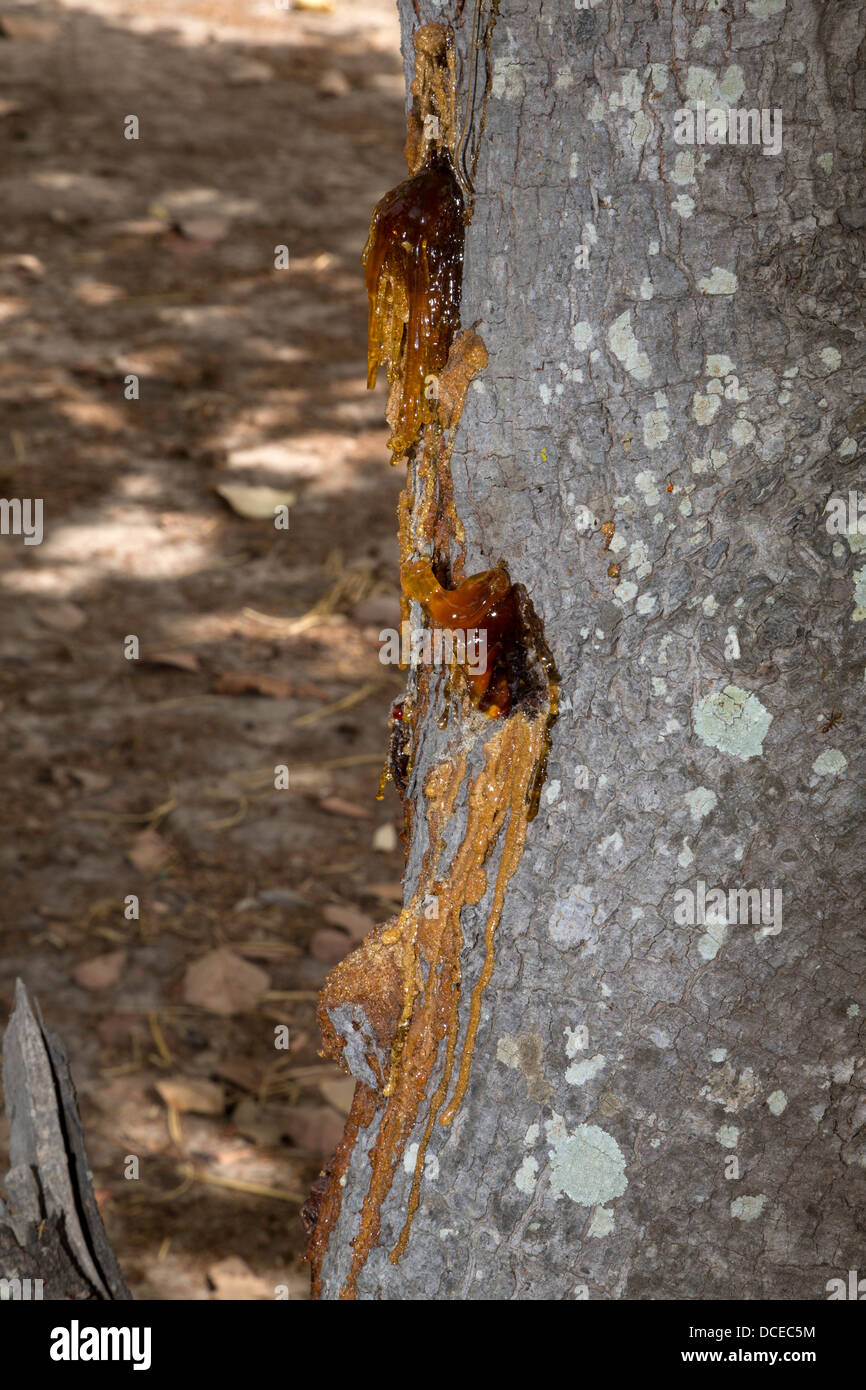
[693,392,720,425]
[685,786,718,822]
[686,65,745,108]
[716,1124,739,1148]
[514,1155,538,1194]
[852,567,866,621]
[694,685,772,759]
[730,417,756,447]
[812,749,847,776]
[767,1089,787,1115]
[699,919,728,960]
[643,409,669,448]
[699,266,738,295]
[545,1116,627,1206]
[608,311,651,380]
[746,0,785,15]
[566,1053,606,1087]
[588,1205,615,1237]
[731,1194,766,1221]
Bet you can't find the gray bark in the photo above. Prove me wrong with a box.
[320,0,866,1299]
[0,981,131,1300]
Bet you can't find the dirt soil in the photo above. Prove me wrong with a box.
[0,0,408,1299]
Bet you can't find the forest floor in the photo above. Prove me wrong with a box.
[0,0,407,1299]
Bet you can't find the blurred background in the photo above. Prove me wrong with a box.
[0,0,407,1298]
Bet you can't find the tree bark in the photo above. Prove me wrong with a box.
[0,981,131,1300]
[317,0,866,1299]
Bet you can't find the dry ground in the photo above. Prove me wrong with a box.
[0,0,408,1299]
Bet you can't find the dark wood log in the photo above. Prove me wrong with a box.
[0,980,130,1301]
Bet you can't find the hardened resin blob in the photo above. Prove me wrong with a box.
[363,154,464,458]
[402,559,520,715]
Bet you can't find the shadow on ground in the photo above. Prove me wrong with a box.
[0,0,408,1299]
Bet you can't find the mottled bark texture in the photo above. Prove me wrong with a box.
[320,0,866,1298]
[0,982,131,1300]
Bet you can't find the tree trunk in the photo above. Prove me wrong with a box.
[314,0,866,1299]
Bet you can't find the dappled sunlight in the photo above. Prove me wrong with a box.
[0,0,406,1301]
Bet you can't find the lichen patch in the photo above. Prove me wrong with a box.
[545,1117,628,1206]
[694,685,772,760]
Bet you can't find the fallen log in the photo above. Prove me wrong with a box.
[0,979,130,1300]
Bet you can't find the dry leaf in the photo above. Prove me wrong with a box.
[177,216,230,242]
[207,1256,273,1301]
[322,904,374,941]
[317,68,350,98]
[226,60,274,86]
[214,483,295,520]
[73,951,127,991]
[145,650,200,673]
[0,14,59,40]
[309,928,352,963]
[282,1106,345,1153]
[127,829,170,874]
[231,1097,287,1147]
[182,947,270,1016]
[156,1076,225,1116]
[319,1077,355,1114]
[31,601,86,631]
[215,1057,266,1093]
[68,767,112,793]
[214,670,327,700]
[351,595,401,627]
[372,823,398,853]
[319,796,373,820]
[367,881,403,904]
